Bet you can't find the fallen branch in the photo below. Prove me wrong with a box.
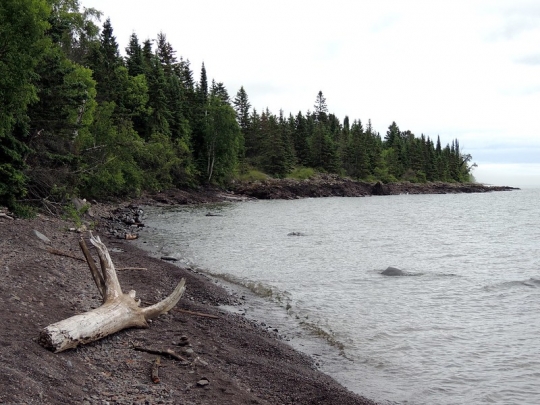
[174,308,220,320]
[133,345,190,363]
[46,247,85,262]
[39,233,186,353]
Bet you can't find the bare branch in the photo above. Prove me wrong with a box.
[79,237,105,299]
[89,233,122,300]
[141,278,186,320]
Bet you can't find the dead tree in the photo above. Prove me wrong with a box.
[39,233,186,353]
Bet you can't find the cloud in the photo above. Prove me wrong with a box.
[485,1,540,41]
[515,54,540,65]
[470,146,540,164]
[474,163,540,187]
[371,12,401,33]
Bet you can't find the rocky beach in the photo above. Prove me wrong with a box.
[0,201,378,405]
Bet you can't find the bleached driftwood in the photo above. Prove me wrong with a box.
[38,233,186,353]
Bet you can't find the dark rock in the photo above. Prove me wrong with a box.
[287,232,306,236]
[381,266,406,276]
[372,181,388,196]
[160,256,178,262]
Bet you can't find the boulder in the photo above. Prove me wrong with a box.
[381,266,406,276]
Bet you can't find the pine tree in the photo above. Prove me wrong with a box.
[292,111,310,166]
[125,33,144,76]
[145,55,171,137]
[384,121,400,148]
[156,32,179,76]
[197,62,208,105]
[233,86,251,134]
[210,80,230,104]
[86,18,125,105]
[314,91,328,123]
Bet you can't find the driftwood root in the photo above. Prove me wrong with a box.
[39,232,186,352]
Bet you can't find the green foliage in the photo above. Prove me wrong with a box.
[0,0,51,209]
[12,203,38,219]
[236,169,269,182]
[287,167,316,180]
[0,3,476,208]
[203,95,242,184]
[62,201,88,227]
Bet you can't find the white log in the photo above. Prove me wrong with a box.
[39,233,186,353]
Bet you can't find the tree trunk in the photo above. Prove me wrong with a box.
[38,233,186,353]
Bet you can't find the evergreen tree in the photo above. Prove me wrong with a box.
[156,31,179,76]
[314,91,328,123]
[86,18,125,105]
[384,121,400,148]
[233,86,251,134]
[125,33,144,76]
[210,80,230,104]
[293,111,310,166]
[197,62,208,105]
[0,0,51,209]
[244,108,262,162]
[261,111,289,177]
[310,122,338,172]
[145,55,171,137]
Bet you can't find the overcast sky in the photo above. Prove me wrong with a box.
[82,0,540,187]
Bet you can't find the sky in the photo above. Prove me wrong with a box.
[81,0,540,187]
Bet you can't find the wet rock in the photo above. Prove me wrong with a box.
[160,256,178,262]
[381,266,406,276]
[372,181,388,196]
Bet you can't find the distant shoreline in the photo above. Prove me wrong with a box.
[130,176,519,206]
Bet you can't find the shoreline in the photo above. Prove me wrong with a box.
[0,206,379,404]
[130,177,519,206]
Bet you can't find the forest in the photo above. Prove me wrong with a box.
[0,0,475,214]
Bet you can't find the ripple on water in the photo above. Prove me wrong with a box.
[140,189,540,405]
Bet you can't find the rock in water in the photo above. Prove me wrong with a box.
[161,256,178,262]
[381,266,405,276]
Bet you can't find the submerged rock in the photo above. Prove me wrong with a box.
[381,266,406,276]
[287,232,306,236]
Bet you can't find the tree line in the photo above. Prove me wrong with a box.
[0,0,475,213]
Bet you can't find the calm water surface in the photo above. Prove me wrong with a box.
[139,189,540,405]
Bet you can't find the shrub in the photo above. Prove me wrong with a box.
[236,169,269,182]
[287,167,316,180]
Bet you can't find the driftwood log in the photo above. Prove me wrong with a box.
[38,233,186,353]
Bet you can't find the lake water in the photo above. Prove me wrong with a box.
[138,189,540,405]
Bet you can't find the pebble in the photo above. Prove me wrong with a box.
[196,378,209,387]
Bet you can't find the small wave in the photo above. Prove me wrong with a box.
[299,320,347,354]
[484,278,540,291]
[213,273,292,307]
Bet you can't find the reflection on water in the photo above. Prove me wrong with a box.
[139,189,540,405]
